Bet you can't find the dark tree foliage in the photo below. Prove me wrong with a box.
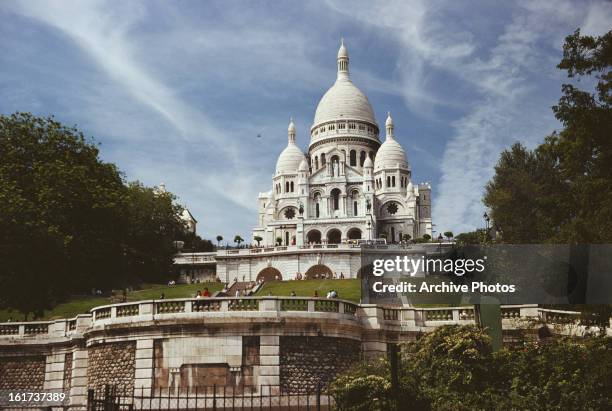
[0,113,188,317]
[330,325,611,411]
[484,29,612,244]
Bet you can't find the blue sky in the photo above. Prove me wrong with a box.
[1,1,610,241]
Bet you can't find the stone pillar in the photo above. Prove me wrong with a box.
[258,335,280,395]
[43,352,66,390]
[69,348,88,409]
[134,339,155,397]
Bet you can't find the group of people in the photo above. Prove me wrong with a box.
[293,272,346,280]
[194,288,211,298]
[288,289,339,299]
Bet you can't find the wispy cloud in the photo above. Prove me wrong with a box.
[1,0,609,239]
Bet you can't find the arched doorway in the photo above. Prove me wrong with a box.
[347,228,362,240]
[256,267,282,283]
[307,230,322,244]
[327,229,341,244]
[305,264,333,279]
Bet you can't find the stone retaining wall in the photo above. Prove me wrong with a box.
[87,341,136,394]
[280,336,360,393]
[0,355,45,390]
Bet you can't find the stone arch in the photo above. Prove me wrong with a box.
[347,227,362,240]
[256,267,282,283]
[307,229,322,244]
[327,228,342,244]
[305,264,333,279]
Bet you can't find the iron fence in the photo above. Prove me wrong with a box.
[88,384,335,411]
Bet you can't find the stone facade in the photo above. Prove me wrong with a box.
[87,342,135,394]
[253,42,433,248]
[0,355,45,390]
[280,336,360,393]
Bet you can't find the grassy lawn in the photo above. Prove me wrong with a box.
[0,282,223,322]
[255,279,361,303]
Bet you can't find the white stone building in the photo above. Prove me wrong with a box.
[253,41,432,247]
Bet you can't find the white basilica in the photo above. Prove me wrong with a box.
[253,41,432,247]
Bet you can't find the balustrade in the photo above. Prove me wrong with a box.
[281,299,308,311]
[116,304,139,317]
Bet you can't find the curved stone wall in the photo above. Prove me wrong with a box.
[280,336,360,393]
[0,299,598,409]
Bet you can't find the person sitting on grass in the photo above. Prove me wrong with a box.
[195,290,202,299]
[159,293,165,300]
[313,290,319,298]
[202,287,210,297]
[290,291,297,297]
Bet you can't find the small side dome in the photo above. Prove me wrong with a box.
[276,144,305,174]
[374,140,409,171]
[363,155,373,168]
[375,112,409,171]
[298,158,309,172]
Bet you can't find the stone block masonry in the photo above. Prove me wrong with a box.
[87,341,136,394]
[280,336,360,393]
[0,355,45,390]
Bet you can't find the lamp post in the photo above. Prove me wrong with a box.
[438,233,443,252]
[483,212,491,241]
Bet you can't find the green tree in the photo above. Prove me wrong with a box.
[0,113,127,317]
[216,235,223,247]
[331,325,611,410]
[401,234,412,243]
[485,29,612,243]
[234,235,244,247]
[253,235,263,246]
[123,182,184,283]
[0,113,190,318]
[443,231,453,241]
[422,234,431,242]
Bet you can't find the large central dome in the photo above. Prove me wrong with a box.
[312,40,377,128]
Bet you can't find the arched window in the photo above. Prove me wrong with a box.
[315,156,319,169]
[350,150,356,166]
[392,176,396,187]
[369,151,374,160]
[387,176,391,187]
[353,201,358,216]
[316,203,320,218]
[285,181,290,192]
[331,188,340,211]
[321,153,326,166]
[360,151,366,166]
[290,182,294,192]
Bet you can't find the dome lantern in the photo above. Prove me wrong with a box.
[385,112,394,140]
[337,38,349,79]
[276,118,306,174]
[288,117,296,143]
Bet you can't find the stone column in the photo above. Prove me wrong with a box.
[134,339,155,397]
[43,352,66,390]
[258,335,280,395]
[69,348,88,409]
